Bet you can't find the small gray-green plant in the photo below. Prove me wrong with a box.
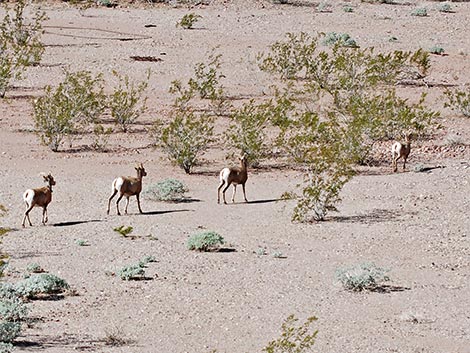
[429,46,444,55]
[109,70,149,132]
[317,2,331,12]
[0,0,46,98]
[138,255,156,268]
[272,251,284,259]
[256,248,267,256]
[0,342,14,353]
[437,3,452,13]
[152,110,214,174]
[26,263,44,273]
[75,239,89,246]
[187,231,224,252]
[0,296,28,322]
[262,314,318,353]
[411,7,427,17]
[118,264,145,281]
[142,178,187,202]
[113,225,133,237]
[14,273,70,298]
[323,32,358,48]
[0,322,21,344]
[336,262,390,291]
[176,13,202,29]
[444,87,470,117]
[343,5,353,12]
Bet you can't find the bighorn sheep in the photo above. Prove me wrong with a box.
[217,154,248,204]
[392,133,412,173]
[107,163,147,215]
[22,173,56,227]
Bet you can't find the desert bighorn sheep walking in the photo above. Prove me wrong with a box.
[392,133,412,172]
[107,163,147,215]
[217,154,248,204]
[22,173,56,227]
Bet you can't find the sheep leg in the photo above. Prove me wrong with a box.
[115,194,124,216]
[403,156,407,171]
[242,183,248,203]
[393,156,400,173]
[217,180,226,204]
[136,194,143,214]
[124,196,130,215]
[42,206,48,225]
[107,189,118,215]
[222,183,231,204]
[231,184,237,203]
[22,204,34,227]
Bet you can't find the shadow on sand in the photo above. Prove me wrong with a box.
[52,219,102,227]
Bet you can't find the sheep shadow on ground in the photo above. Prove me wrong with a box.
[52,219,102,227]
[371,285,411,293]
[140,209,192,216]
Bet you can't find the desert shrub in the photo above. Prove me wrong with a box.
[256,248,267,256]
[411,7,428,17]
[187,231,224,251]
[336,262,390,291]
[0,0,46,98]
[14,273,70,298]
[152,109,214,174]
[142,178,188,201]
[26,263,44,273]
[429,46,445,55]
[109,71,149,132]
[272,251,284,258]
[176,13,202,29]
[33,70,106,151]
[75,239,89,246]
[91,124,113,151]
[322,32,358,48]
[444,87,470,117]
[0,322,20,344]
[138,255,156,268]
[343,5,354,12]
[262,314,318,353]
[0,296,28,322]
[113,226,133,237]
[0,342,14,353]
[437,3,452,13]
[118,264,145,280]
[225,99,275,167]
[317,2,331,12]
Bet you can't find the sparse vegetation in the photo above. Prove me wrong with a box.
[323,32,358,48]
[411,8,428,17]
[75,239,89,246]
[113,225,134,237]
[444,87,470,117]
[437,3,452,13]
[142,179,188,202]
[13,273,70,298]
[336,262,390,291]
[262,314,318,353]
[109,70,149,132]
[118,264,145,280]
[26,263,44,273]
[176,13,202,29]
[187,231,224,252]
[429,46,445,55]
[152,110,214,174]
[138,255,156,268]
[0,0,46,98]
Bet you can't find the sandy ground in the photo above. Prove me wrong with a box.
[0,1,469,352]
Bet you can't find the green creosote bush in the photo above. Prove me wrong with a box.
[14,273,70,298]
[109,70,149,133]
[262,314,318,353]
[258,32,439,221]
[187,231,224,252]
[113,226,133,237]
[0,0,46,98]
[91,124,113,152]
[118,264,145,281]
[322,32,358,48]
[152,110,214,174]
[33,70,106,151]
[142,178,188,202]
[444,87,470,117]
[176,13,202,29]
[26,263,44,273]
[411,7,427,17]
[429,46,445,55]
[336,262,390,291]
